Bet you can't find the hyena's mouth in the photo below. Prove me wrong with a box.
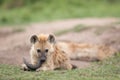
[40,59,46,63]
[40,56,46,63]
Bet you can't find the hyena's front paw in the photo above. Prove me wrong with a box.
[21,64,30,71]
[36,67,48,72]
[36,68,43,72]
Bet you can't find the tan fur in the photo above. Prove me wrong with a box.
[36,45,72,71]
[23,34,116,71]
[57,42,116,61]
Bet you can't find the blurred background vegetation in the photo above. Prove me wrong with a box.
[0,0,120,25]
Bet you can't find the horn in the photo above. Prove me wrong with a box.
[23,57,41,71]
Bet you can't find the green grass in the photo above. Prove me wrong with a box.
[0,0,120,26]
[0,53,120,80]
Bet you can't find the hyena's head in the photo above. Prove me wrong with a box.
[30,34,55,63]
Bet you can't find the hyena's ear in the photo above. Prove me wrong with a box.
[30,35,38,44]
[48,34,55,43]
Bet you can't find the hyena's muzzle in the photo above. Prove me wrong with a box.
[40,53,47,63]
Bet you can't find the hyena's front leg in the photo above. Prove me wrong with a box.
[36,64,54,72]
[63,61,73,70]
[21,63,31,71]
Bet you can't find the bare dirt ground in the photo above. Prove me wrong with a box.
[0,18,120,68]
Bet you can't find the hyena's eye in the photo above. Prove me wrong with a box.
[37,49,41,53]
[45,49,48,53]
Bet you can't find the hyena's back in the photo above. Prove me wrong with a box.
[57,42,116,61]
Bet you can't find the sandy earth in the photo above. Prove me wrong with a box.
[0,18,120,69]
